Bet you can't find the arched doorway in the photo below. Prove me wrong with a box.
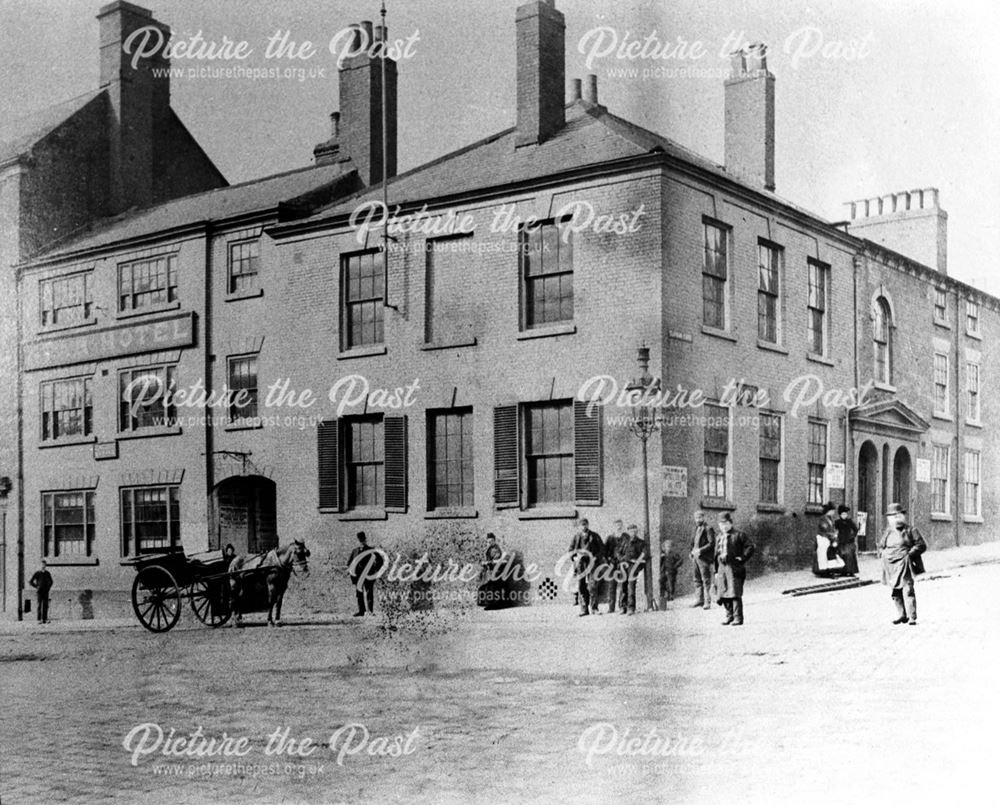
[893,447,912,516]
[211,475,277,555]
[857,441,879,551]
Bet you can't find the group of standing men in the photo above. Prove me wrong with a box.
[687,510,755,625]
[568,519,650,616]
[570,511,755,626]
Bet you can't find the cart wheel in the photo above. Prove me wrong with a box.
[189,579,232,627]
[132,565,181,632]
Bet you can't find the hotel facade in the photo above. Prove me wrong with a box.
[2,0,996,619]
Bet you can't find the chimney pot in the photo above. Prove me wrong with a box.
[348,24,363,51]
[330,111,340,138]
[729,50,746,76]
[360,20,373,44]
[746,43,767,72]
[374,24,385,42]
[571,78,582,102]
[585,73,598,105]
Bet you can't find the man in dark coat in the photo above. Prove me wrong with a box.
[29,561,53,623]
[618,524,648,615]
[348,531,385,616]
[569,518,603,616]
[689,510,716,610]
[602,520,626,613]
[714,512,754,626]
[877,502,926,625]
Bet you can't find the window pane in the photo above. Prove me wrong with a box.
[346,416,384,508]
[118,256,178,311]
[523,220,573,328]
[526,401,573,506]
[428,410,474,508]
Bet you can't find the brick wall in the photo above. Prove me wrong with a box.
[858,249,1000,550]
[230,171,664,614]
[17,235,209,619]
[659,171,859,580]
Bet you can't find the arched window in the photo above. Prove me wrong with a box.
[873,297,892,384]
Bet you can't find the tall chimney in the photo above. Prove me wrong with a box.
[724,43,775,191]
[98,1,170,212]
[335,21,398,185]
[515,0,565,147]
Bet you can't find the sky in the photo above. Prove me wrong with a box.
[1,0,998,293]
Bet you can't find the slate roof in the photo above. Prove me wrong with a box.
[36,162,357,260]
[0,89,105,166]
[279,100,839,230]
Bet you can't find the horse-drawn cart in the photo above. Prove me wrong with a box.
[125,541,310,633]
[126,551,233,632]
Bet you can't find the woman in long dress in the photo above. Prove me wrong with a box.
[812,502,845,577]
[833,505,860,575]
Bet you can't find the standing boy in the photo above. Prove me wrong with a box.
[659,539,683,603]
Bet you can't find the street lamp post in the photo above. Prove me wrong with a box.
[0,476,11,615]
[626,345,661,612]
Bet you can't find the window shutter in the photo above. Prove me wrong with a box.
[384,415,408,511]
[574,400,603,505]
[317,419,340,510]
[493,405,519,508]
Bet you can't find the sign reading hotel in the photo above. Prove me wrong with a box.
[663,465,688,498]
[24,312,195,371]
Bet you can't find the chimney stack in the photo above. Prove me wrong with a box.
[845,187,949,274]
[724,43,775,191]
[313,112,342,165]
[324,20,398,184]
[515,0,566,147]
[98,1,171,212]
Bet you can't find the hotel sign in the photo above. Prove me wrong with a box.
[24,311,195,371]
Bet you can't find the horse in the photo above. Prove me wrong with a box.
[228,539,310,627]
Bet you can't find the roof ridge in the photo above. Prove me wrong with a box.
[318,125,518,213]
[0,87,105,133]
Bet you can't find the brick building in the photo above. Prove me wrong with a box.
[2,0,996,619]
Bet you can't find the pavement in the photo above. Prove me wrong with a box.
[2,540,999,804]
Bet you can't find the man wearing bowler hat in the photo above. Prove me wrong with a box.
[714,512,754,626]
[877,502,926,625]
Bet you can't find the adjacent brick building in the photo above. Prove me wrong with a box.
[2,0,996,619]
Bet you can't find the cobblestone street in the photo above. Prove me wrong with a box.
[2,554,998,804]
